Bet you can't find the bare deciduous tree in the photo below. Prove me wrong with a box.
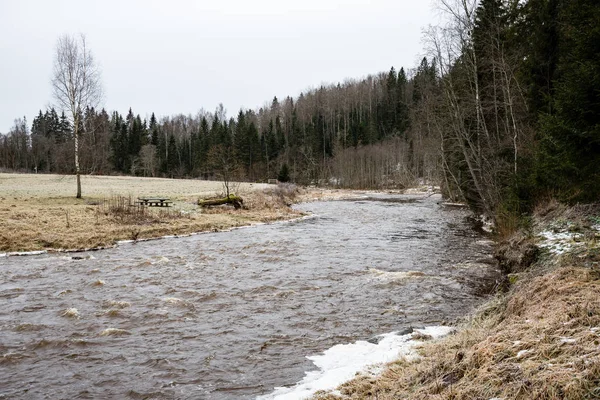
[52,33,102,198]
[139,144,157,177]
[207,144,240,198]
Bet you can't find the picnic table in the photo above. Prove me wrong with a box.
[136,197,173,207]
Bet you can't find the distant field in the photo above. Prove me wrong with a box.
[0,173,296,253]
[0,173,269,200]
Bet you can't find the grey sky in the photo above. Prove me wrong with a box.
[0,0,436,132]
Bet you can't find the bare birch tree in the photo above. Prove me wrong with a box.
[52,33,102,198]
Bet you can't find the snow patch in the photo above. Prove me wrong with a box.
[480,215,494,234]
[257,326,455,400]
[538,230,584,254]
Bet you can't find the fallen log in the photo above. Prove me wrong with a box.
[198,194,244,209]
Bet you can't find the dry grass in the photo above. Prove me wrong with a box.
[0,173,246,198]
[0,173,311,252]
[316,267,600,400]
[314,203,600,400]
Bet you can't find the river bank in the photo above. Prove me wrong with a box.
[312,200,600,399]
[0,191,494,399]
[0,173,363,253]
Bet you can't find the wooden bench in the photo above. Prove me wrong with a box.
[136,197,173,207]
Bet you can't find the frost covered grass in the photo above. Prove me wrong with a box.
[537,230,585,254]
[0,173,315,252]
[311,201,600,400]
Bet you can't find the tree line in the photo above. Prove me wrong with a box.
[422,0,599,220]
[1,0,598,221]
[0,64,435,188]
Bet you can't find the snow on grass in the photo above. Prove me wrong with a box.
[257,326,455,400]
[537,230,584,255]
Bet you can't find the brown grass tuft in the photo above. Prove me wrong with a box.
[494,230,539,274]
[316,263,600,399]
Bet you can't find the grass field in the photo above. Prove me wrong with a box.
[0,173,306,252]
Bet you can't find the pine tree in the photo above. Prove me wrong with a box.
[199,116,210,175]
[264,120,278,176]
[48,109,61,142]
[157,130,167,174]
[278,163,290,182]
[166,134,177,177]
[521,0,560,116]
[234,109,248,170]
[396,67,410,135]
[537,0,600,201]
[149,113,159,145]
[385,66,397,136]
[109,112,129,172]
[247,121,260,177]
[128,114,144,161]
[59,111,72,143]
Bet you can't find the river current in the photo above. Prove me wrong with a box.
[0,193,499,399]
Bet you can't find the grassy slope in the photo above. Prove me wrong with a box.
[314,202,600,400]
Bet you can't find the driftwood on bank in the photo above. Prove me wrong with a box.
[198,194,244,209]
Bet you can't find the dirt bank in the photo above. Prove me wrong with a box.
[313,200,600,400]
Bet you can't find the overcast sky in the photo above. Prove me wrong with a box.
[0,0,437,133]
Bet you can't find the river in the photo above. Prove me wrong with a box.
[0,193,499,399]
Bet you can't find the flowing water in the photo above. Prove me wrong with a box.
[0,194,499,399]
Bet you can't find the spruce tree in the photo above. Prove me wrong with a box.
[396,67,409,135]
[166,134,178,177]
[149,113,159,146]
[385,66,397,136]
[537,0,600,201]
[59,111,71,143]
[278,163,290,182]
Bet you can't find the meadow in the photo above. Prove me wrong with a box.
[0,173,307,252]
